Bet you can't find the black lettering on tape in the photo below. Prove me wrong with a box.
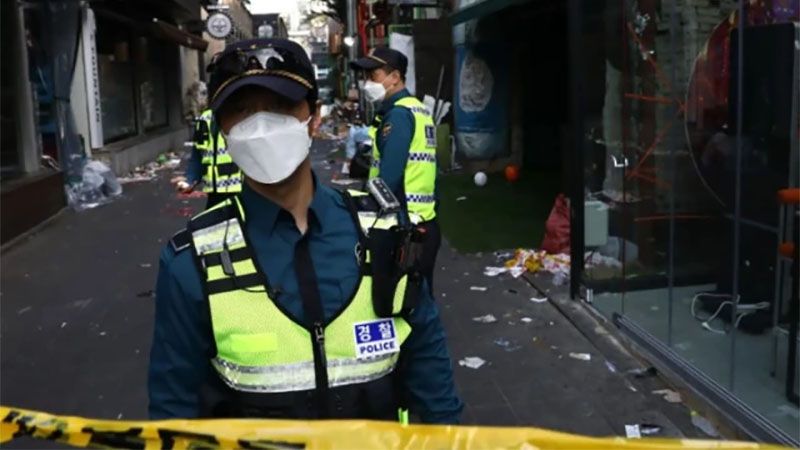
[81,426,146,449]
[158,428,220,449]
[238,438,306,449]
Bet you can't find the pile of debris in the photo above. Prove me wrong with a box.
[484,249,621,285]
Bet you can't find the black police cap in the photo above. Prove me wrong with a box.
[350,47,408,78]
[207,38,318,111]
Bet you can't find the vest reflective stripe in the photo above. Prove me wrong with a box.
[190,197,412,394]
[369,97,437,221]
[195,109,242,193]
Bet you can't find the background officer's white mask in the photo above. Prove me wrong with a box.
[362,80,387,103]
[225,111,312,184]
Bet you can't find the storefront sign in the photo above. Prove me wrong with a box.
[206,12,233,40]
[81,7,103,149]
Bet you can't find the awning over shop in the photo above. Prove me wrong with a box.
[152,18,208,51]
[449,0,532,25]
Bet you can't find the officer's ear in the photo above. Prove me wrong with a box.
[308,100,322,137]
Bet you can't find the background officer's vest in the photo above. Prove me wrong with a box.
[183,195,412,419]
[368,97,437,222]
[195,109,242,194]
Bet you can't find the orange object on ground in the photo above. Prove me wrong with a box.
[504,164,520,183]
[777,188,800,205]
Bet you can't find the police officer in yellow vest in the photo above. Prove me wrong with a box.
[174,107,243,208]
[148,38,463,422]
[350,48,441,294]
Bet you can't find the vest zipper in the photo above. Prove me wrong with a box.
[312,321,330,416]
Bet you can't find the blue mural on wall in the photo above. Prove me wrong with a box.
[454,43,509,160]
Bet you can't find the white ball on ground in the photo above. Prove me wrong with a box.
[473,171,487,187]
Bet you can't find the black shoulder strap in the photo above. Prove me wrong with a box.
[187,202,239,232]
[170,229,191,253]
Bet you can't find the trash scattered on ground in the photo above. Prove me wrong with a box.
[136,290,155,298]
[17,306,32,315]
[520,317,533,323]
[652,389,682,403]
[99,331,107,336]
[493,338,521,352]
[530,297,548,303]
[639,424,662,436]
[483,266,526,278]
[472,314,497,323]
[67,160,123,210]
[550,345,558,350]
[492,251,513,261]
[506,289,518,295]
[71,298,93,309]
[470,286,488,292]
[456,196,468,202]
[441,293,447,298]
[568,352,592,361]
[458,357,486,369]
[496,249,622,284]
[627,366,658,378]
[118,152,181,184]
[139,263,152,268]
[60,322,67,329]
[625,380,639,392]
[176,191,207,199]
[605,360,618,373]
[624,424,642,439]
[690,411,720,437]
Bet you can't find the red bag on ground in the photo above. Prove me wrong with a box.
[541,194,570,254]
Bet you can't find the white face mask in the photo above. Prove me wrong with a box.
[225,112,312,185]
[362,80,387,103]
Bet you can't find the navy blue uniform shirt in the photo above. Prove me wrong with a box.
[148,176,462,423]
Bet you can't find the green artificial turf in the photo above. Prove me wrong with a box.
[437,170,562,253]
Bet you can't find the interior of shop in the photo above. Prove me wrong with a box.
[577,0,799,441]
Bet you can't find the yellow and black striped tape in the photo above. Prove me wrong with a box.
[0,405,789,450]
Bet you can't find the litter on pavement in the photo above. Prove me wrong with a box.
[568,352,592,361]
[472,314,497,323]
[520,317,533,323]
[470,286,488,292]
[624,424,642,439]
[458,357,486,369]
[605,360,618,373]
[652,389,682,403]
[494,248,622,284]
[627,367,658,378]
[493,338,521,352]
[530,297,548,303]
[690,411,720,437]
[456,196,468,202]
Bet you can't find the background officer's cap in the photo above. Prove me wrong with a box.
[350,47,408,78]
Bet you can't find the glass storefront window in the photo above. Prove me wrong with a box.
[134,37,168,130]
[577,0,799,442]
[96,20,137,142]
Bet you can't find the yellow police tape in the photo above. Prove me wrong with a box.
[0,405,790,450]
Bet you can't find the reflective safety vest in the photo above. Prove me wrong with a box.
[195,109,242,194]
[176,192,414,419]
[368,96,438,223]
